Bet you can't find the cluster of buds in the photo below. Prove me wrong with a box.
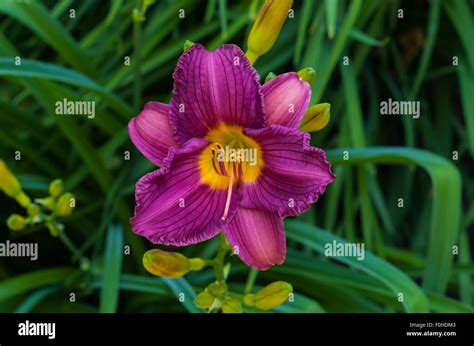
[0,160,75,234]
[263,68,331,132]
[194,280,292,313]
[246,0,331,133]
[142,247,292,313]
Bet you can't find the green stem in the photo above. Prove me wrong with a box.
[57,226,86,263]
[213,232,228,282]
[244,268,259,294]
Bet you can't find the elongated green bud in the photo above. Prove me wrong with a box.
[299,103,331,132]
[49,179,64,198]
[16,192,31,208]
[194,291,215,309]
[244,281,293,310]
[55,193,75,216]
[0,160,21,197]
[143,249,206,279]
[221,297,243,313]
[0,160,31,207]
[246,0,293,64]
[297,67,316,85]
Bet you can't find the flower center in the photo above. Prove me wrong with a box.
[199,124,263,218]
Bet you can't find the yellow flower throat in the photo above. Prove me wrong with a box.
[198,123,264,219]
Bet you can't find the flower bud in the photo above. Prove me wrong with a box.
[246,0,293,64]
[0,160,21,198]
[246,281,292,310]
[15,192,31,208]
[221,297,243,313]
[49,179,64,197]
[183,40,194,52]
[132,8,145,22]
[27,203,40,217]
[194,291,215,309]
[7,214,26,231]
[264,72,277,83]
[189,258,206,271]
[55,193,75,216]
[297,67,316,85]
[143,249,194,278]
[299,103,331,132]
[206,281,228,299]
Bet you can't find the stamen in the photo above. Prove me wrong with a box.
[221,168,234,221]
[211,143,228,176]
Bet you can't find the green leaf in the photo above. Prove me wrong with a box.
[0,57,132,120]
[327,147,462,293]
[0,267,74,303]
[0,0,96,76]
[285,221,429,312]
[99,224,124,313]
[162,278,201,313]
[427,292,474,313]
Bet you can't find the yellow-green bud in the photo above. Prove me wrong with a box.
[243,293,256,306]
[299,103,331,132]
[252,281,293,310]
[264,72,277,83]
[7,214,26,231]
[194,291,215,309]
[143,249,197,278]
[297,67,316,85]
[183,40,194,52]
[15,192,31,208]
[133,8,145,22]
[207,281,227,299]
[189,258,206,271]
[27,203,40,217]
[0,160,22,197]
[49,179,64,197]
[221,297,243,313]
[55,193,75,216]
[246,0,293,64]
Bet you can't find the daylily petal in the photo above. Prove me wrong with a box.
[262,72,311,128]
[128,102,179,166]
[224,207,285,270]
[131,138,240,246]
[242,124,335,217]
[170,44,265,144]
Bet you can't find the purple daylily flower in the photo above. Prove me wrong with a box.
[128,44,335,270]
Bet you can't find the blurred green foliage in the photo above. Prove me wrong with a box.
[0,0,473,313]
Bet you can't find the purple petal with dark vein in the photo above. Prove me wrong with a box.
[170,44,265,144]
[131,138,240,246]
[224,207,285,270]
[262,72,311,128]
[128,101,179,166]
[241,124,336,217]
